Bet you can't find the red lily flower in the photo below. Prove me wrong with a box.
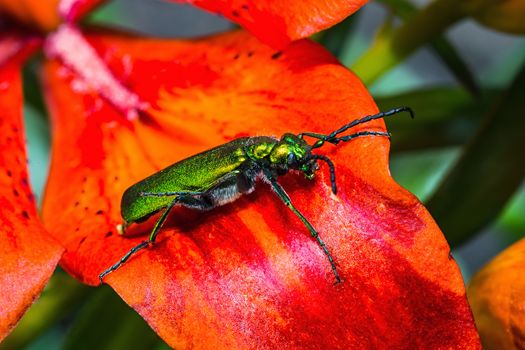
[41,30,480,348]
[0,0,481,347]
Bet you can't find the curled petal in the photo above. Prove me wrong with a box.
[56,0,369,48]
[178,0,368,48]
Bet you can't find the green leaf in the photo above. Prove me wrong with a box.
[375,88,498,151]
[426,62,525,247]
[376,0,479,95]
[352,0,465,85]
[497,185,525,238]
[22,54,47,116]
[63,286,164,350]
[316,12,361,58]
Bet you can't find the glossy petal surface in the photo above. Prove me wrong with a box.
[0,36,63,341]
[42,31,480,348]
[468,238,525,349]
[179,0,368,48]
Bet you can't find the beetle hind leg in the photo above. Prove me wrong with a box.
[99,193,213,283]
[99,196,181,283]
[99,240,150,283]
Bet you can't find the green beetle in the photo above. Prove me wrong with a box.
[99,107,413,283]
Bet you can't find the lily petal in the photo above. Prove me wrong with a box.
[31,0,369,48]
[0,35,63,341]
[176,0,368,48]
[468,238,525,349]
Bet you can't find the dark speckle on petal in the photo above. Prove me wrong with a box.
[271,51,283,60]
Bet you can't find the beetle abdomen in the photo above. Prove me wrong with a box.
[205,167,259,207]
[120,137,276,224]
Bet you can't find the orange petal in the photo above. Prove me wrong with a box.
[0,0,61,31]
[62,0,368,48]
[42,30,480,348]
[0,35,63,341]
[0,0,104,31]
[468,238,525,349]
[178,0,368,48]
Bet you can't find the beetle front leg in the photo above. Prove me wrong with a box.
[261,168,341,284]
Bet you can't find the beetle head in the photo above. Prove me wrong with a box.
[269,133,335,187]
[269,133,313,173]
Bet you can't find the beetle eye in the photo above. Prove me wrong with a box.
[287,153,298,167]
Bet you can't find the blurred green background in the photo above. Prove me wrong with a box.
[7,0,525,348]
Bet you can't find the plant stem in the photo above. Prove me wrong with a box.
[352,0,466,85]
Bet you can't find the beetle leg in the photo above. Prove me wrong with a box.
[261,168,341,284]
[147,196,181,243]
[99,195,184,283]
[99,240,150,283]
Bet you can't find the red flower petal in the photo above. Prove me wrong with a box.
[42,30,480,348]
[0,35,63,341]
[41,0,368,48]
[178,0,368,48]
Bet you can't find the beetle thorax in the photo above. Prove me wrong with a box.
[269,134,310,165]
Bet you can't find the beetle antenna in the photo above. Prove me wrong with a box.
[309,154,337,194]
[300,106,413,149]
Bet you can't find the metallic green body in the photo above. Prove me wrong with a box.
[121,136,280,223]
